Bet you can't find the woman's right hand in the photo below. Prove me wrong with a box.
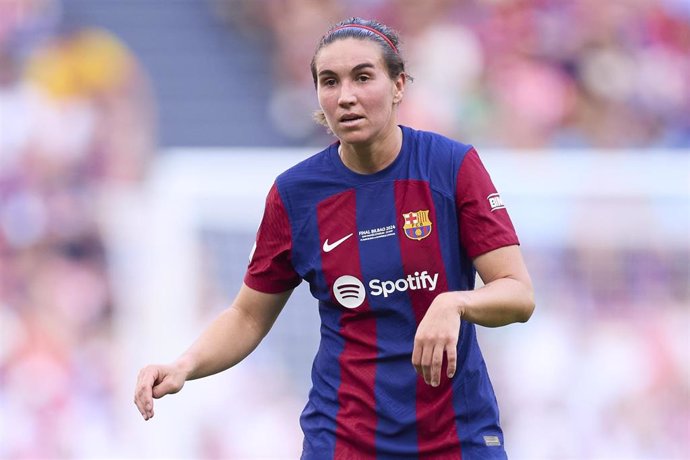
[132,285,293,421]
[134,363,187,420]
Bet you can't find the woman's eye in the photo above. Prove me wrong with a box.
[357,74,370,82]
[322,79,336,87]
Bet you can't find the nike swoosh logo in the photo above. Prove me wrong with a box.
[323,233,354,253]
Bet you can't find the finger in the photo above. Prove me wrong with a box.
[411,339,423,375]
[152,381,170,399]
[134,377,153,417]
[152,376,182,399]
[445,342,457,379]
[420,342,434,385]
[135,368,158,420]
[135,390,154,420]
[430,344,444,387]
[134,392,153,420]
[133,393,147,419]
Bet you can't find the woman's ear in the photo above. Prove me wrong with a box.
[393,73,406,104]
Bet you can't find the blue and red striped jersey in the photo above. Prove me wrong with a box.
[245,126,518,459]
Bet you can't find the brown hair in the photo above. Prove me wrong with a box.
[311,17,411,127]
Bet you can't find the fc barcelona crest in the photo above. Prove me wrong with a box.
[402,210,433,241]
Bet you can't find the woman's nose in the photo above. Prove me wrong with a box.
[338,81,356,106]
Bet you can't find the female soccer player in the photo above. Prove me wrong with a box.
[134,17,535,459]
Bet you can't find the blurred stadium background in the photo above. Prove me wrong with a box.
[0,0,688,459]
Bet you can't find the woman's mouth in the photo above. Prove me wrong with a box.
[340,114,364,125]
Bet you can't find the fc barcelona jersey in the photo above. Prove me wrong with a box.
[245,126,519,459]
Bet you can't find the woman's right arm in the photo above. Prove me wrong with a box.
[133,283,292,420]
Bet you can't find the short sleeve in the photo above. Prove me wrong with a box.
[456,148,519,259]
[244,183,301,293]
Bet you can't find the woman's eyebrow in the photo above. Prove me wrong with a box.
[351,62,375,73]
[317,62,376,78]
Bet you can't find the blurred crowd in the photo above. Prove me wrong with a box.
[0,0,688,459]
[215,0,690,148]
[0,0,153,456]
[491,244,690,458]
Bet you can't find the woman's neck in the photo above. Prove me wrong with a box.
[339,125,403,174]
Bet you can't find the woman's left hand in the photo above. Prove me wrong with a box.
[411,291,462,387]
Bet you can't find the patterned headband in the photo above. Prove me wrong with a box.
[329,24,399,54]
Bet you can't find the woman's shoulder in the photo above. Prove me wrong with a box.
[403,125,474,157]
[275,144,335,187]
[403,126,475,170]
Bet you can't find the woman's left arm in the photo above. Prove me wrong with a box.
[456,244,535,327]
[412,244,534,386]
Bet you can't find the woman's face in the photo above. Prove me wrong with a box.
[314,38,404,147]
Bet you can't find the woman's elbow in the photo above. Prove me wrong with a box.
[517,286,535,323]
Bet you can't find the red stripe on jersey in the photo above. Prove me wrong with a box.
[456,148,518,259]
[394,180,462,459]
[317,190,377,459]
[245,183,301,293]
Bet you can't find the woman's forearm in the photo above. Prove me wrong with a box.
[450,276,535,327]
[174,306,266,381]
[452,245,535,327]
[174,284,291,381]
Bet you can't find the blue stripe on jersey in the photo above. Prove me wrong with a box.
[354,182,420,457]
[428,141,472,294]
[299,300,342,458]
[450,321,507,458]
[294,187,340,458]
[431,189,464,293]
[452,325,506,457]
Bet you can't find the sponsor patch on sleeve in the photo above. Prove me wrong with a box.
[487,193,506,212]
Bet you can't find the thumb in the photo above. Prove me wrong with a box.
[152,376,183,399]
